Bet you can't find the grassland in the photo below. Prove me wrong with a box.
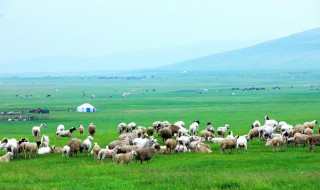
[0,70,319,190]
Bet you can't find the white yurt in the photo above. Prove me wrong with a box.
[77,103,96,112]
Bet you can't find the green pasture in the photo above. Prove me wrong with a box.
[0,71,319,189]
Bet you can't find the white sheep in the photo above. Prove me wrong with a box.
[38,146,51,154]
[178,127,189,137]
[133,137,157,148]
[252,120,261,128]
[82,136,94,156]
[127,122,137,132]
[265,136,286,152]
[207,137,225,143]
[56,127,77,139]
[259,125,277,140]
[1,138,18,159]
[40,134,50,147]
[189,120,200,136]
[217,124,230,138]
[0,152,13,162]
[174,121,185,128]
[226,131,234,139]
[117,122,127,134]
[176,135,191,147]
[62,145,71,157]
[264,116,279,131]
[303,120,318,129]
[236,136,248,153]
[57,124,65,132]
[173,144,189,153]
[32,123,47,139]
[280,122,294,132]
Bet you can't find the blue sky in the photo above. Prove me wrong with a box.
[0,0,319,66]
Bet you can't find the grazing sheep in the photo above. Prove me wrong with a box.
[303,120,318,129]
[88,123,96,136]
[56,127,77,139]
[118,133,139,141]
[176,135,191,147]
[127,122,137,132]
[1,138,18,159]
[133,137,157,148]
[308,135,320,153]
[177,127,189,137]
[189,120,200,136]
[219,137,237,154]
[146,127,154,137]
[264,116,278,129]
[62,145,71,157]
[78,125,85,135]
[82,136,94,156]
[40,134,50,147]
[265,136,286,152]
[259,125,276,140]
[194,143,212,153]
[97,146,120,164]
[226,131,235,139]
[252,120,261,128]
[217,124,230,138]
[280,123,294,132]
[32,123,47,139]
[173,144,189,153]
[0,152,13,162]
[113,150,137,165]
[304,128,314,135]
[294,124,305,134]
[236,136,248,153]
[158,127,173,143]
[135,147,157,164]
[207,137,225,144]
[120,145,140,153]
[283,129,294,138]
[200,130,214,140]
[108,138,132,149]
[165,139,177,153]
[24,141,41,158]
[287,134,310,148]
[174,121,185,128]
[68,138,83,156]
[206,122,215,134]
[117,122,127,134]
[248,127,260,140]
[91,143,101,159]
[57,124,65,132]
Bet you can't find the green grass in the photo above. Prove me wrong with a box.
[0,71,320,189]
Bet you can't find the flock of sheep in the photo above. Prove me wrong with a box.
[0,116,320,165]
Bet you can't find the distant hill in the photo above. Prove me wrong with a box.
[159,27,320,71]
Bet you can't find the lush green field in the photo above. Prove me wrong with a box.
[0,71,319,190]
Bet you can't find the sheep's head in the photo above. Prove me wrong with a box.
[194,120,200,124]
[131,150,137,156]
[264,116,269,121]
[70,127,77,133]
[1,138,8,144]
[41,123,47,128]
[225,124,230,129]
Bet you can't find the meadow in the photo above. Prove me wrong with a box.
[0,70,319,190]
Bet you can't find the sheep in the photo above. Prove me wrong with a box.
[158,127,173,142]
[259,125,277,140]
[117,122,127,134]
[206,122,215,134]
[174,121,185,128]
[91,142,101,159]
[165,139,177,153]
[88,123,96,136]
[24,141,41,158]
[97,146,121,164]
[62,145,71,157]
[133,137,157,148]
[264,116,278,129]
[118,133,139,141]
[146,127,154,137]
[113,150,137,165]
[287,134,309,148]
[194,143,212,153]
[280,123,294,132]
[189,120,200,136]
[177,127,189,137]
[135,147,157,164]
[32,123,47,139]
[226,131,235,139]
[127,122,137,132]
[304,128,314,135]
[303,120,318,129]
[40,134,50,147]
[308,135,320,153]
[219,137,237,154]
[282,129,294,138]
[294,124,305,134]
[78,125,85,135]
[56,127,77,139]
[217,124,230,138]
[0,152,13,162]
[200,130,214,141]
[207,137,225,144]
[17,138,29,156]
[38,146,51,154]
[248,127,259,140]
[108,138,132,149]
[82,136,94,156]
[120,145,140,153]
[176,135,191,147]
[236,136,248,153]
[252,120,261,128]
[57,124,65,132]
[265,136,286,152]
[1,138,18,159]
[68,138,83,156]
[173,144,189,153]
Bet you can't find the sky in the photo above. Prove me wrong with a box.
[0,0,320,67]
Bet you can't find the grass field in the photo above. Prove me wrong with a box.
[0,70,319,190]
